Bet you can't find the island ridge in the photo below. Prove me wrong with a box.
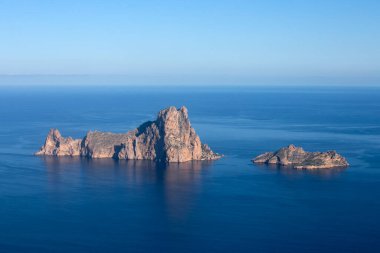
[36,106,222,162]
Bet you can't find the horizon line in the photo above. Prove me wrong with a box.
[0,74,379,87]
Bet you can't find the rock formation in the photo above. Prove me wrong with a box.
[35,128,82,156]
[252,144,349,169]
[36,106,222,162]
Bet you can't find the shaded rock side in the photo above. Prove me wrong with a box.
[35,106,222,163]
[252,144,349,169]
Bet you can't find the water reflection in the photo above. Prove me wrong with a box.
[41,157,214,220]
[254,163,347,179]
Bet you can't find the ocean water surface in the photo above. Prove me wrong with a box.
[0,86,379,252]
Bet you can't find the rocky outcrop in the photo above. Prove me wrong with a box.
[35,129,82,156]
[36,106,221,162]
[252,144,349,169]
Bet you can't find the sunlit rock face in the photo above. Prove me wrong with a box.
[35,106,222,163]
[35,129,82,156]
[252,144,349,169]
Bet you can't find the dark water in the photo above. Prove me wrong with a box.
[0,86,380,253]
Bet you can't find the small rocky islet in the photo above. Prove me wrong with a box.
[36,106,349,169]
[252,144,349,169]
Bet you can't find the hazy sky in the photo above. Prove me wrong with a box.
[0,0,379,85]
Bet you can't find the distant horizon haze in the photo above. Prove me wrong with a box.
[0,74,379,87]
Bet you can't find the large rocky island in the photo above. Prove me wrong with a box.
[36,106,221,162]
[252,144,349,169]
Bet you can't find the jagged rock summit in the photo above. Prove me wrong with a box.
[252,144,349,169]
[36,106,222,162]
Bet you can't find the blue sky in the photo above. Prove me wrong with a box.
[0,0,379,85]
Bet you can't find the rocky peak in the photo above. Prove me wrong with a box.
[38,129,63,146]
[156,106,190,133]
[283,144,305,153]
[35,128,82,156]
[157,106,188,119]
[152,106,218,162]
[49,128,62,141]
[39,128,62,152]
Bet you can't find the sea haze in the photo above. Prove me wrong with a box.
[0,86,379,253]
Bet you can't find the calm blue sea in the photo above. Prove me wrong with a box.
[0,86,380,253]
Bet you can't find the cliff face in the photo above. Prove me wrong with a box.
[35,106,221,162]
[117,106,205,162]
[252,144,349,169]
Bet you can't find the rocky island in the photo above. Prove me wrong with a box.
[252,144,349,169]
[36,106,222,162]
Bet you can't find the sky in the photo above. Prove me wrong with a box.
[0,0,379,86]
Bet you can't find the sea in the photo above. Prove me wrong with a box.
[0,85,379,253]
